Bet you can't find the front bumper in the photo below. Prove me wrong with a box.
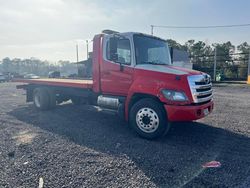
[164,100,214,122]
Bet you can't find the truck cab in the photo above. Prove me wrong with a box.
[16,30,214,139]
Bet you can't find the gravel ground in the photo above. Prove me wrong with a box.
[0,82,250,188]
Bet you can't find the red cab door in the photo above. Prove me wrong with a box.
[101,36,134,96]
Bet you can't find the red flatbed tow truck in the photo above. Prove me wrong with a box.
[16,30,214,139]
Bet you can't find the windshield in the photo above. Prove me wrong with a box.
[134,34,171,65]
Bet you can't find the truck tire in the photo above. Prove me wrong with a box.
[129,98,170,139]
[33,88,50,110]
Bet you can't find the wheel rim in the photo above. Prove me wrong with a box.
[136,107,159,133]
[34,93,41,108]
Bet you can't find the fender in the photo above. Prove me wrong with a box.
[124,78,166,121]
[125,69,192,121]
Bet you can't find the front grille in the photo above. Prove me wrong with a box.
[188,74,213,103]
[196,87,211,92]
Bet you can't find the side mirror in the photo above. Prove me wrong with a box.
[109,37,118,62]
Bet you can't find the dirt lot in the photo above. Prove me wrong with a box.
[0,82,250,188]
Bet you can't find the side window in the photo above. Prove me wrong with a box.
[117,39,131,65]
[106,38,131,65]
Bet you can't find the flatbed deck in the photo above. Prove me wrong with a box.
[14,78,93,89]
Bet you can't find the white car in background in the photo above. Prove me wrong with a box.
[24,74,40,79]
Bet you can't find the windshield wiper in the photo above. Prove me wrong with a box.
[140,60,167,65]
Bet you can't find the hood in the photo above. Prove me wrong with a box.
[135,64,201,75]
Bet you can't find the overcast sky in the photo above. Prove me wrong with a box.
[0,0,250,62]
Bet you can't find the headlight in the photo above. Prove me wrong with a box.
[162,89,188,102]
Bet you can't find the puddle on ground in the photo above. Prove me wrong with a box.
[12,130,37,145]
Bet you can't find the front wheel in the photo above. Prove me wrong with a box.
[129,98,170,139]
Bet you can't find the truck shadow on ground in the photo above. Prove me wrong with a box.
[9,103,250,187]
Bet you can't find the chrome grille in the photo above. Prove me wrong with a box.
[188,74,213,103]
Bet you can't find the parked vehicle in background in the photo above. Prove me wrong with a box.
[0,73,13,82]
[0,74,7,82]
[49,71,61,78]
[15,30,214,139]
[23,74,40,79]
[67,73,78,78]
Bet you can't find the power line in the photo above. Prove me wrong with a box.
[151,23,250,35]
[153,23,250,29]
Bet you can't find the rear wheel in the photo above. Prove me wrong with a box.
[129,98,170,139]
[33,88,50,110]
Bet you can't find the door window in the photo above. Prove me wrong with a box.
[106,38,131,65]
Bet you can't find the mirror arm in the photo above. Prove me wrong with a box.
[119,62,124,71]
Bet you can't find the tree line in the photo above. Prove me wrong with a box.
[0,57,75,77]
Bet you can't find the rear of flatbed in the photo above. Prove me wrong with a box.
[14,78,95,110]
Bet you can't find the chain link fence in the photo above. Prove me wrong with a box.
[190,52,250,81]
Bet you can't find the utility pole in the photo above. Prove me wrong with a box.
[213,47,217,81]
[151,25,154,35]
[247,49,250,84]
[86,40,89,59]
[76,44,79,63]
